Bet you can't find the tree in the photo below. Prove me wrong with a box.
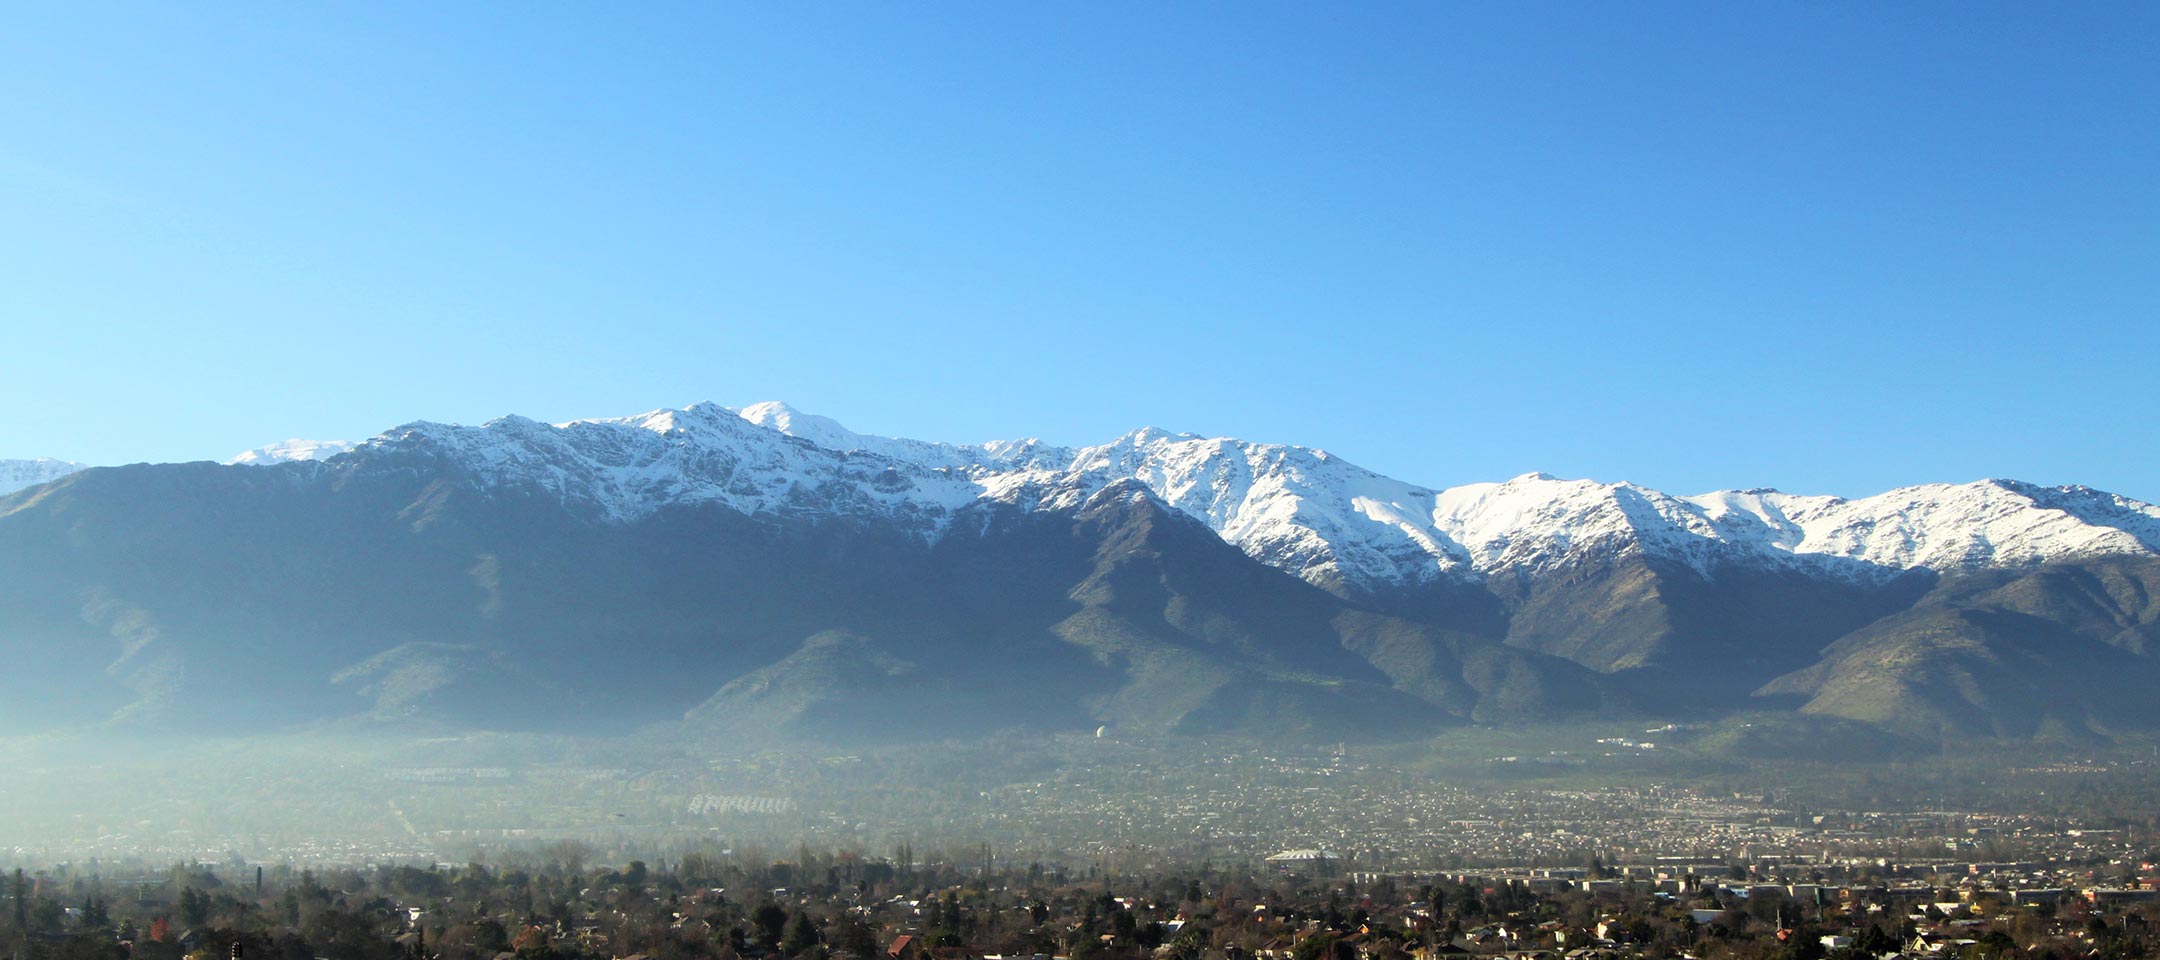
[1137,922,1166,950]
[752,903,790,949]
[1784,925,1827,960]
[50,932,127,960]
[1167,922,1210,960]
[31,898,66,934]
[1110,909,1138,946]
[179,887,211,928]
[81,896,110,932]
[829,912,878,958]
[1291,934,1337,960]
[439,919,510,960]
[782,910,819,955]
[511,926,550,960]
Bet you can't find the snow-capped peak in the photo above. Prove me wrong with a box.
[281,402,2160,591]
[0,458,89,496]
[737,400,859,450]
[229,439,357,466]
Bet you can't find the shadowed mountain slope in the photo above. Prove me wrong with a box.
[5,403,2160,744]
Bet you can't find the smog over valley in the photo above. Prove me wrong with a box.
[4,8,2158,960]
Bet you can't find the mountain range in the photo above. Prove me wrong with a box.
[3,402,2156,746]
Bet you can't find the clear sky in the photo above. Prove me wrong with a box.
[3,3,2155,501]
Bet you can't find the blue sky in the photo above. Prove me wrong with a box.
[3,3,2154,500]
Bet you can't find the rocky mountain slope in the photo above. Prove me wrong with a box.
[2,402,2156,743]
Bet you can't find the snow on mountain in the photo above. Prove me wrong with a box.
[1051,427,1471,588]
[1411,473,2160,580]
[1430,473,1740,576]
[1682,480,2160,572]
[356,403,984,533]
[736,401,1072,473]
[0,459,88,496]
[735,404,2160,584]
[332,402,2160,590]
[229,439,358,465]
[736,410,1473,587]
